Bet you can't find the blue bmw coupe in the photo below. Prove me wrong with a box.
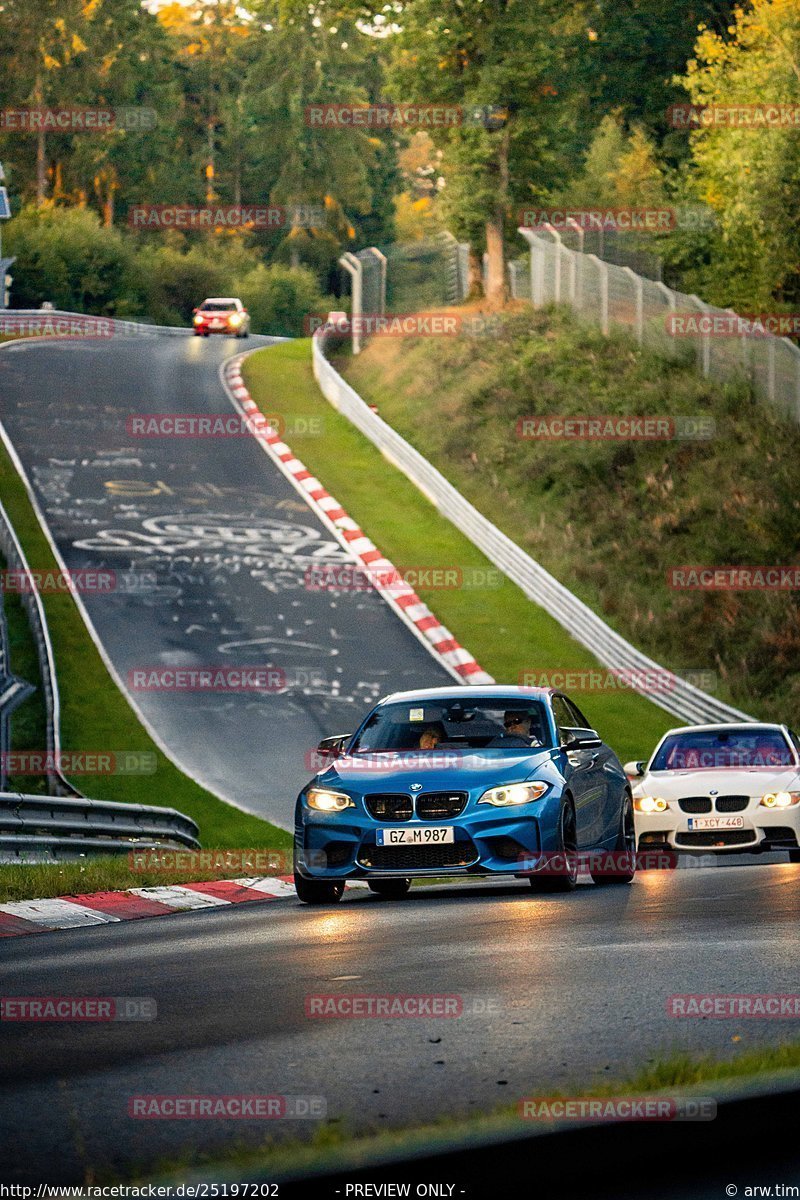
[293,686,635,903]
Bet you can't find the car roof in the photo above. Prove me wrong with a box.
[201,297,242,305]
[377,685,554,705]
[659,721,788,738]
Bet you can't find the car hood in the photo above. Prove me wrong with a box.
[315,748,554,793]
[635,766,800,799]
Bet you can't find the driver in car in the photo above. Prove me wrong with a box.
[503,711,543,746]
[418,725,443,750]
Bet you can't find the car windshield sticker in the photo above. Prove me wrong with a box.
[409,708,425,721]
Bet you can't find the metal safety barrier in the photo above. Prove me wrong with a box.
[1,309,194,337]
[0,792,200,861]
[312,328,752,725]
[0,498,78,796]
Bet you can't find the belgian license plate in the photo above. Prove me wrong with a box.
[687,816,745,830]
[376,827,454,846]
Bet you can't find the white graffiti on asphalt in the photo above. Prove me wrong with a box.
[73,512,351,563]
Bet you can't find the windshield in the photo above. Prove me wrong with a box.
[200,301,237,312]
[651,727,795,771]
[351,699,552,753]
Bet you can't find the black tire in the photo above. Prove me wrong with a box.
[529,798,578,893]
[592,794,636,885]
[294,871,344,905]
[368,878,411,900]
[789,849,800,863]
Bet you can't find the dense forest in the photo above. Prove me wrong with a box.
[2,0,799,328]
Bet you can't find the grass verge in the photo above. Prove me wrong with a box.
[0,401,290,899]
[0,848,291,904]
[136,1039,800,1184]
[341,305,800,728]
[241,340,673,763]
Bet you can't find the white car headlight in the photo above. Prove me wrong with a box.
[193,313,203,324]
[306,788,354,812]
[760,791,800,809]
[478,781,548,807]
[634,795,668,813]
[228,312,243,327]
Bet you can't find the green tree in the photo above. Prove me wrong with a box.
[388,0,584,304]
[679,0,800,307]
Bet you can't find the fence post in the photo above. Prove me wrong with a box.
[371,248,387,315]
[767,335,776,404]
[566,246,577,304]
[690,294,710,377]
[518,228,545,307]
[586,254,609,335]
[622,266,644,345]
[338,252,362,355]
[508,261,518,300]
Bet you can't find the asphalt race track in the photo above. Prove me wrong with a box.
[1,864,800,1182]
[0,333,452,824]
[2,335,800,1189]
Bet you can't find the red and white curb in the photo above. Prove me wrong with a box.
[222,355,493,685]
[0,876,304,938]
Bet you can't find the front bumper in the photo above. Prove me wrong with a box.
[295,807,553,880]
[193,319,244,335]
[635,801,800,853]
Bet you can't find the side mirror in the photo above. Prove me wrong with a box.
[316,734,351,758]
[192,307,198,314]
[623,760,646,778]
[563,729,602,751]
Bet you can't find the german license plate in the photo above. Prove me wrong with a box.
[376,827,455,846]
[687,816,745,830]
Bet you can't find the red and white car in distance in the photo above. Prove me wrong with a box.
[192,297,250,338]
[627,722,800,860]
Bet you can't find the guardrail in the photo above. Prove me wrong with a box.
[312,328,752,725]
[1,309,193,337]
[0,792,200,861]
[0,498,79,796]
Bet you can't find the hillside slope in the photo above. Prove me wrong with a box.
[341,306,800,727]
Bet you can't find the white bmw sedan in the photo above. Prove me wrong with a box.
[627,722,800,859]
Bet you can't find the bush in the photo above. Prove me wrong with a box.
[5,206,334,333]
[6,205,143,315]
[235,263,332,337]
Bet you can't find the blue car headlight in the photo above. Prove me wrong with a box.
[305,787,355,813]
[478,782,549,807]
